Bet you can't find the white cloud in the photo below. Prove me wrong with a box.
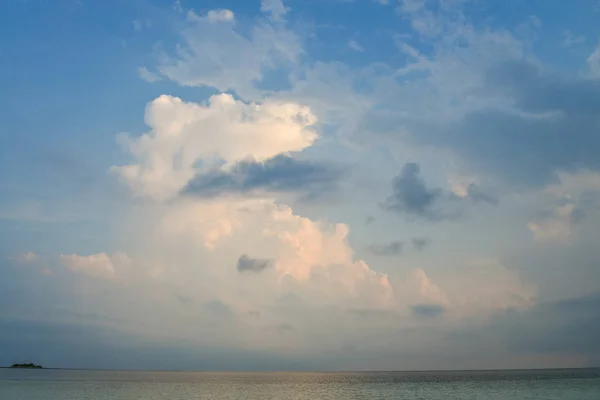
[157,11,301,100]
[112,94,318,201]
[11,251,39,264]
[400,260,535,316]
[206,9,235,22]
[132,20,143,32]
[348,40,364,52]
[448,179,473,198]
[59,253,131,279]
[447,259,536,313]
[405,268,449,306]
[261,0,288,21]
[152,196,393,307]
[132,19,152,32]
[588,44,600,78]
[561,30,585,47]
[399,0,426,13]
[528,204,578,243]
[546,170,600,197]
[137,66,162,83]
[528,170,600,243]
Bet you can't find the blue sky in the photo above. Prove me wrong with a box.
[1,0,600,371]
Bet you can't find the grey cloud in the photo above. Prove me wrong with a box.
[382,163,444,220]
[0,318,316,371]
[437,292,600,366]
[367,240,404,256]
[462,184,498,205]
[277,322,294,333]
[174,293,194,306]
[408,61,600,187]
[382,163,495,221]
[412,237,431,251]
[277,292,304,308]
[183,155,344,199]
[411,304,445,319]
[237,254,273,273]
[204,300,233,317]
[501,293,600,356]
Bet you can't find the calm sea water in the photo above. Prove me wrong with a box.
[1,368,600,399]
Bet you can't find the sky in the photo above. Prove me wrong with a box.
[1,0,600,371]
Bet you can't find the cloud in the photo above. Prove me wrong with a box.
[404,60,600,187]
[59,253,131,279]
[108,79,388,341]
[132,19,152,32]
[237,255,272,273]
[450,182,498,205]
[403,268,449,307]
[132,20,143,32]
[561,30,585,47]
[411,237,431,251]
[183,155,343,199]
[353,4,600,188]
[382,163,444,220]
[204,300,233,316]
[453,292,600,364]
[367,240,403,256]
[10,251,39,264]
[446,259,536,314]
[9,0,599,371]
[589,44,600,78]
[528,203,584,243]
[410,304,445,318]
[261,0,288,21]
[174,293,194,306]
[155,197,394,308]
[277,322,294,333]
[205,9,235,22]
[157,8,301,99]
[137,66,162,83]
[525,170,600,243]
[397,259,535,317]
[112,94,318,201]
[348,40,364,52]
[505,293,600,358]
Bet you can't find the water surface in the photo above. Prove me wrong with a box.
[2,368,599,399]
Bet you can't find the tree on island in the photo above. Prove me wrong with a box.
[10,363,43,369]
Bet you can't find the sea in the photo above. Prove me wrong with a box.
[1,368,600,399]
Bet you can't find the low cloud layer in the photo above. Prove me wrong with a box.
[411,304,445,319]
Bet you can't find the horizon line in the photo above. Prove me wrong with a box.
[2,366,599,373]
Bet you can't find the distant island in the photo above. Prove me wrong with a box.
[10,363,43,369]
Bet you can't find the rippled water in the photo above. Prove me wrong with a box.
[1,368,600,399]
